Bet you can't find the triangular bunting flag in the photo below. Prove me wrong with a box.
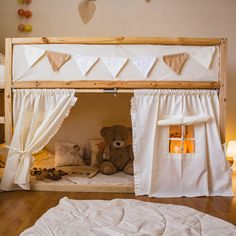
[132,56,157,77]
[101,57,128,78]
[191,46,215,69]
[74,55,98,76]
[23,45,46,68]
[46,51,71,72]
[163,53,188,75]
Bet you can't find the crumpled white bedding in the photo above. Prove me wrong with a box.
[20,197,236,236]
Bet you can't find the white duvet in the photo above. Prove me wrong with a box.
[21,197,236,236]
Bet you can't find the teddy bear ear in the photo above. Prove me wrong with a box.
[101,127,109,137]
[73,145,80,151]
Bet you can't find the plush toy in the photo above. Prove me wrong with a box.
[96,125,134,175]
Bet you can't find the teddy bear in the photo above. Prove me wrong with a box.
[96,125,134,175]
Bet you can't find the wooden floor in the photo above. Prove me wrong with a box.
[0,173,236,236]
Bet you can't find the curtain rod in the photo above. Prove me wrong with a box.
[75,89,134,94]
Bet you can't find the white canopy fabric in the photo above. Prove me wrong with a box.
[1,89,77,190]
[13,45,219,82]
[131,89,232,197]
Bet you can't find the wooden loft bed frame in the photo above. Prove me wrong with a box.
[4,36,227,147]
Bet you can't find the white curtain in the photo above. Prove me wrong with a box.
[1,89,77,190]
[131,89,232,197]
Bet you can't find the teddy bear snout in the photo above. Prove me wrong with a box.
[113,140,125,148]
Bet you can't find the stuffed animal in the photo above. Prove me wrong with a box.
[96,125,134,175]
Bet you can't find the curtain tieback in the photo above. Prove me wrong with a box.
[5,145,31,155]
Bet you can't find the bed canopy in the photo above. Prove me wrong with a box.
[0,37,232,197]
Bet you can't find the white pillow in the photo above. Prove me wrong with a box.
[89,138,105,167]
[54,141,85,167]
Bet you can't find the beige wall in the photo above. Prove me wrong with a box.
[0,0,236,144]
[47,93,132,158]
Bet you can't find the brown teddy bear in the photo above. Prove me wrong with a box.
[96,125,134,175]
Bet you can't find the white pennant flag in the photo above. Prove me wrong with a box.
[101,57,128,78]
[132,56,157,77]
[23,45,46,68]
[74,55,98,76]
[191,46,216,69]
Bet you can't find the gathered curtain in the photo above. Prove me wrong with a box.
[131,89,232,197]
[1,89,77,190]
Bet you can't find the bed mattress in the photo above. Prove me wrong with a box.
[29,150,134,191]
[20,197,236,236]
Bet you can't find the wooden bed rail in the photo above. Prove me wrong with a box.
[11,36,223,46]
[12,81,221,89]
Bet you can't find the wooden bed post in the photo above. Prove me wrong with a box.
[219,38,227,144]
[4,38,13,145]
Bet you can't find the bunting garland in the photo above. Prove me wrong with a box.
[46,51,71,72]
[191,46,215,69]
[132,56,157,77]
[74,55,98,75]
[23,45,45,68]
[163,53,189,75]
[20,46,216,77]
[101,57,128,77]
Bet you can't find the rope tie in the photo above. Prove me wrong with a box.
[5,145,31,156]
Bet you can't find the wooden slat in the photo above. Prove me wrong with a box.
[4,38,13,145]
[11,36,222,46]
[30,182,134,193]
[0,116,4,124]
[219,38,227,144]
[13,81,221,89]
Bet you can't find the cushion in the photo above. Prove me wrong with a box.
[54,141,85,167]
[33,149,55,168]
[89,138,105,167]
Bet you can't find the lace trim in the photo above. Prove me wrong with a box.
[130,96,142,195]
[13,89,76,95]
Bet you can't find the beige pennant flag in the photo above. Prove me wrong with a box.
[163,53,188,75]
[46,51,71,72]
